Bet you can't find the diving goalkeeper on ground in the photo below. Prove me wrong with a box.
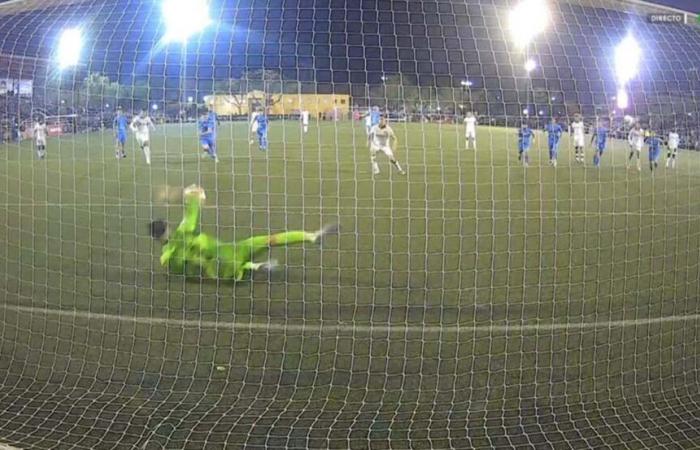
[150,185,338,280]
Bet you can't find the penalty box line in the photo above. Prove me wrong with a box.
[2,304,700,335]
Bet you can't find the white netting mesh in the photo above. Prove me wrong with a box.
[1,0,700,448]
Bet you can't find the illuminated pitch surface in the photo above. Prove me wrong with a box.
[1,121,700,448]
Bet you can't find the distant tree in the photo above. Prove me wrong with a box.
[241,69,283,109]
[213,78,247,114]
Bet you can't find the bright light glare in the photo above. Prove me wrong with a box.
[615,34,641,85]
[509,0,550,48]
[57,28,83,69]
[524,59,537,73]
[616,88,629,109]
[162,0,212,43]
[152,104,159,111]
[461,80,473,87]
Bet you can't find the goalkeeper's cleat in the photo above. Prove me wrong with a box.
[313,223,339,245]
[399,169,406,175]
[258,259,279,272]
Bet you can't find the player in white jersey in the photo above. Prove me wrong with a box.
[463,112,477,150]
[33,118,48,159]
[301,110,310,134]
[364,113,372,135]
[130,110,155,164]
[666,130,680,168]
[368,116,405,175]
[570,116,585,163]
[249,111,260,144]
[627,122,644,171]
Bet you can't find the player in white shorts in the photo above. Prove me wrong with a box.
[249,110,260,144]
[301,110,310,134]
[464,112,477,150]
[666,130,680,168]
[33,118,48,159]
[368,116,405,176]
[130,110,155,164]
[627,122,644,171]
[570,116,585,163]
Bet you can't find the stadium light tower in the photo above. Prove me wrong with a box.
[614,34,640,113]
[461,80,473,114]
[162,0,212,123]
[614,34,641,86]
[616,88,629,109]
[56,27,83,69]
[162,0,212,43]
[510,0,549,119]
[509,0,551,49]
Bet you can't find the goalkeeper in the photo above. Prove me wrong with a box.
[150,185,338,280]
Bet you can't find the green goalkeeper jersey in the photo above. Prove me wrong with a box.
[159,195,316,280]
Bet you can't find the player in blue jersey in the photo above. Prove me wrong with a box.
[254,110,269,151]
[517,123,534,167]
[370,107,381,128]
[647,131,662,172]
[590,120,609,167]
[198,107,218,162]
[113,107,129,159]
[545,117,563,166]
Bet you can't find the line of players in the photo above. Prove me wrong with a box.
[29,104,296,162]
[510,115,678,171]
[31,106,680,175]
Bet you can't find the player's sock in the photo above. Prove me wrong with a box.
[391,160,405,174]
[143,146,151,165]
[371,154,380,174]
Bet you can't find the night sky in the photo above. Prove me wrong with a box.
[654,0,700,13]
[0,0,699,111]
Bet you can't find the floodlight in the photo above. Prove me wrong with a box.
[162,0,212,43]
[57,28,83,69]
[509,0,551,48]
[524,59,537,73]
[461,80,473,87]
[615,34,641,85]
[616,88,629,109]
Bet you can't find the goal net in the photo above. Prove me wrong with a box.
[1,0,700,448]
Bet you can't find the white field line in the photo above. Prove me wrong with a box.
[3,304,700,335]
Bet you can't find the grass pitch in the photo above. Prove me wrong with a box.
[1,121,700,449]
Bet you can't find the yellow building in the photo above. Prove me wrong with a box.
[204,91,350,118]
